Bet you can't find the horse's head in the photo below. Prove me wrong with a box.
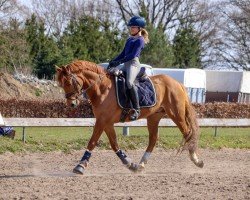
[56,65,83,108]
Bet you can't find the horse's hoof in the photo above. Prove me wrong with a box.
[189,152,204,168]
[137,163,145,171]
[73,164,85,175]
[128,163,138,172]
[128,163,145,172]
[196,160,204,168]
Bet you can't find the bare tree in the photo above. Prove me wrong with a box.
[113,0,190,31]
[188,1,222,69]
[29,0,118,37]
[0,1,31,73]
[0,0,18,19]
[0,18,31,73]
[218,0,250,70]
[30,0,73,37]
[0,0,28,26]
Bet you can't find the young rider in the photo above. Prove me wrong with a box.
[108,16,149,120]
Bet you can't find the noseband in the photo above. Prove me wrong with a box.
[64,72,104,100]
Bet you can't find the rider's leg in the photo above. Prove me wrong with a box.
[124,58,141,120]
[127,85,140,120]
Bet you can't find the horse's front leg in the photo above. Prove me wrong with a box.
[104,125,136,170]
[73,119,104,175]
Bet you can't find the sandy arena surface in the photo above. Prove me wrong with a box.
[0,149,249,200]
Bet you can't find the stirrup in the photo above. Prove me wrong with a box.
[130,109,140,121]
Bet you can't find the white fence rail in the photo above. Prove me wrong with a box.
[1,118,250,142]
[2,118,250,127]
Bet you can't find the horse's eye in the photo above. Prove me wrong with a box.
[62,77,72,86]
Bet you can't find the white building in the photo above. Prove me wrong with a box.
[153,68,206,103]
[205,70,250,103]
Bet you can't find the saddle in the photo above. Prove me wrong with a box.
[113,67,156,122]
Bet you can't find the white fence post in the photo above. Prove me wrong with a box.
[22,127,26,143]
[0,113,4,126]
[123,127,129,136]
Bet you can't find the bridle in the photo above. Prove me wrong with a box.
[64,72,105,100]
[64,73,83,99]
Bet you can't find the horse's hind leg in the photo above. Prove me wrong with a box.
[104,124,134,169]
[131,111,165,172]
[164,102,203,168]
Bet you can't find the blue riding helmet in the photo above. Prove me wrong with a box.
[128,16,146,28]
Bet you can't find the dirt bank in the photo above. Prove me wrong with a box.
[0,72,63,100]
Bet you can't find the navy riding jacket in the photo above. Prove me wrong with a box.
[113,36,145,63]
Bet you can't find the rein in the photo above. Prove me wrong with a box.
[65,72,105,99]
[81,74,105,98]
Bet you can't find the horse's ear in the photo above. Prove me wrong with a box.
[63,65,71,75]
[55,65,62,73]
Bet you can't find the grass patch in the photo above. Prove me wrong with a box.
[35,88,42,96]
[0,127,249,154]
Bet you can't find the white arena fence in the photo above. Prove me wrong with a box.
[1,117,250,142]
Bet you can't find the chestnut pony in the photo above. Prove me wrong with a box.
[56,60,204,174]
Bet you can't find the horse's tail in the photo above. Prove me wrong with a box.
[182,86,200,152]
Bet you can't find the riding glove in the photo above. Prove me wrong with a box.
[107,60,121,69]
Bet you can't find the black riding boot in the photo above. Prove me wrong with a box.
[128,86,140,121]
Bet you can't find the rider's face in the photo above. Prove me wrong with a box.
[129,26,140,35]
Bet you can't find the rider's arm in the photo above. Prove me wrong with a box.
[113,48,125,61]
[117,38,144,64]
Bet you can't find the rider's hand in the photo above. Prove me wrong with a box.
[108,67,122,76]
[107,60,120,69]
